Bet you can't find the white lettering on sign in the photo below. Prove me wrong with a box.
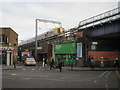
[92,42,98,45]
[37,47,42,50]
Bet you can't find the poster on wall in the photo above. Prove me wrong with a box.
[77,43,82,57]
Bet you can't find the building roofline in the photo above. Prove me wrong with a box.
[0,27,18,35]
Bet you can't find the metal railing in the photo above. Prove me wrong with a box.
[78,7,120,29]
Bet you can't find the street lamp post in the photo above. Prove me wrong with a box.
[35,19,38,60]
[35,19,62,60]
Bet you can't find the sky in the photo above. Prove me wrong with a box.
[0,0,119,43]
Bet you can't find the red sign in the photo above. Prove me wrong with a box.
[22,52,30,57]
[88,51,119,61]
[0,47,14,51]
[77,32,83,37]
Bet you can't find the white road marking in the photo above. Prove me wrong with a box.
[115,70,120,78]
[32,68,35,70]
[11,74,16,76]
[99,71,109,78]
[93,80,97,83]
[22,68,25,70]
[21,78,31,80]
[2,77,15,80]
[93,71,109,83]
[105,71,112,78]
[104,71,112,89]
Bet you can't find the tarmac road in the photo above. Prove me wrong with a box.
[2,65,119,89]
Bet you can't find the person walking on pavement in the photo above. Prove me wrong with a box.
[42,58,45,67]
[71,59,74,70]
[44,58,47,67]
[100,57,104,70]
[115,58,118,67]
[50,58,55,70]
[90,57,95,71]
[13,60,16,68]
[58,58,62,72]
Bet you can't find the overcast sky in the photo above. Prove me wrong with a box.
[0,0,119,43]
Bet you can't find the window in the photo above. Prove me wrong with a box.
[0,35,8,44]
[14,43,16,46]
[91,45,96,50]
[58,28,64,34]
[0,35,2,43]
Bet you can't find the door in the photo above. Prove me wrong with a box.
[9,52,12,65]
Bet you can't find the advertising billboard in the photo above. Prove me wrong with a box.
[54,41,76,54]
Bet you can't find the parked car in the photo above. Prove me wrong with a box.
[25,58,36,66]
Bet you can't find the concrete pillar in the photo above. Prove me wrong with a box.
[52,44,55,60]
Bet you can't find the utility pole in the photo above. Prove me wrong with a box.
[35,19,62,60]
[118,1,120,12]
[35,19,38,60]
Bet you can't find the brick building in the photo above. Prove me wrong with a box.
[0,27,18,65]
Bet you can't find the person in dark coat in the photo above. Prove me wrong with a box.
[90,57,95,71]
[50,58,55,70]
[13,60,16,68]
[71,58,74,70]
[58,58,62,72]
[115,58,119,67]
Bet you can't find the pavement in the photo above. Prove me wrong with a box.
[1,64,118,71]
[1,65,23,70]
[1,64,119,82]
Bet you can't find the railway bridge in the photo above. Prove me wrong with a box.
[19,7,120,67]
[77,7,120,67]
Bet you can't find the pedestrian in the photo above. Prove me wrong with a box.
[13,60,16,68]
[71,58,74,70]
[50,58,55,70]
[115,58,118,67]
[44,58,47,67]
[71,61,73,70]
[58,58,62,72]
[90,57,95,71]
[100,57,104,69]
[88,56,91,67]
[42,58,45,67]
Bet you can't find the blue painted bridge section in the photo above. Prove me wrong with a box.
[88,18,120,37]
[78,7,120,38]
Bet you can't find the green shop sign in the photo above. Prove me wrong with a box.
[54,40,76,54]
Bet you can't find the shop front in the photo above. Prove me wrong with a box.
[54,40,77,66]
[37,44,52,62]
[0,47,14,65]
